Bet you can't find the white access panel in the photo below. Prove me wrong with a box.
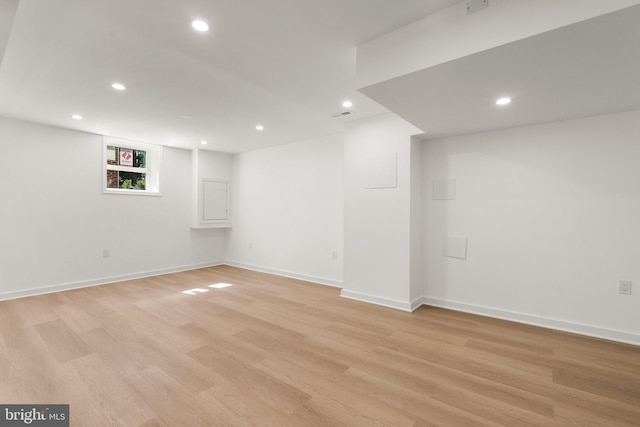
[202,180,228,221]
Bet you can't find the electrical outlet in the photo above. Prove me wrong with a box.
[102,249,110,258]
[332,251,338,260]
[248,242,253,250]
[618,280,632,295]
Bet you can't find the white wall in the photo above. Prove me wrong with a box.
[422,110,640,344]
[342,113,422,310]
[409,137,422,303]
[0,116,227,299]
[225,133,343,286]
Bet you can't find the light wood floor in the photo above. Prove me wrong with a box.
[0,266,638,426]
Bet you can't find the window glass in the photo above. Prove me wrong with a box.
[104,139,160,195]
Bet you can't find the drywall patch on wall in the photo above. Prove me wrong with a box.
[433,179,456,200]
[365,153,397,189]
[444,235,468,259]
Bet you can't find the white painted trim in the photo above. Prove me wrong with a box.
[223,260,342,288]
[419,297,640,347]
[103,136,162,195]
[340,289,413,312]
[410,297,424,312]
[0,261,224,302]
[7,258,634,346]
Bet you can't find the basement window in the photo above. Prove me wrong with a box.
[103,137,162,195]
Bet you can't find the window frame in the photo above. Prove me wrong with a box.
[103,137,162,196]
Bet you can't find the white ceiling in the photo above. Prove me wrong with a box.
[361,4,640,140]
[0,0,463,153]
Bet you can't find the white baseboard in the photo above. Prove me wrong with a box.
[340,289,415,312]
[0,261,224,302]
[6,261,636,346]
[410,297,424,312]
[419,296,640,347]
[223,260,343,288]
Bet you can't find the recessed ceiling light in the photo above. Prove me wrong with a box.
[201,140,208,145]
[342,100,353,108]
[496,97,512,106]
[180,115,193,120]
[255,125,264,131]
[71,114,83,120]
[111,83,126,91]
[192,20,209,32]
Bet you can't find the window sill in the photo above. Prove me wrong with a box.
[103,189,162,196]
[191,223,232,229]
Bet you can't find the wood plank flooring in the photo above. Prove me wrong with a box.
[0,265,639,426]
